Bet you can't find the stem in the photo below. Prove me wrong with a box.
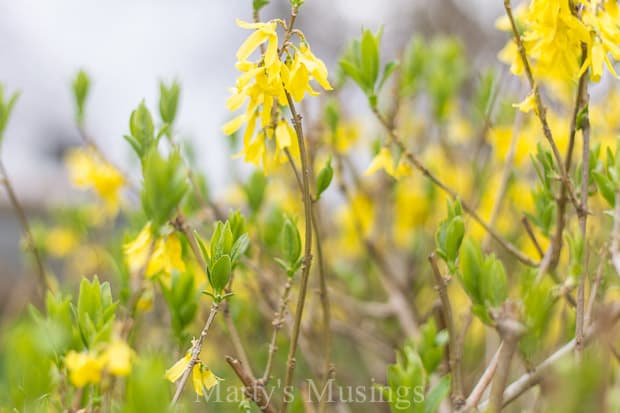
[223,300,255,380]
[261,278,292,384]
[576,45,591,355]
[0,159,49,294]
[372,107,537,267]
[460,342,503,412]
[479,302,620,411]
[281,90,314,413]
[171,303,219,405]
[429,253,463,408]
[489,318,525,413]
[312,204,333,413]
[227,356,277,413]
[521,215,544,259]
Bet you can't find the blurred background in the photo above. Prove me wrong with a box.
[0,0,503,308]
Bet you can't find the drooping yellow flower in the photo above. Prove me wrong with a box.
[100,339,134,377]
[165,352,221,396]
[65,147,124,215]
[222,19,331,174]
[123,222,186,279]
[581,0,620,82]
[64,350,104,388]
[365,147,412,179]
[513,91,538,114]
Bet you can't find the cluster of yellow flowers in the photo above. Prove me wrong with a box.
[498,0,620,82]
[65,147,124,215]
[165,352,220,397]
[123,222,185,281]
[222,19,332,173]
[64,339,134,388]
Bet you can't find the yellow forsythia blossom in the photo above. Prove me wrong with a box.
[45,227,79,258]
[365,147,412,179]
[498,0,620,82]
[99,339,134,377]
[64,350,104,388]
[123,222,186,279]
[222,19,332,173]
[65,147,124,215]
[165,352,221,396]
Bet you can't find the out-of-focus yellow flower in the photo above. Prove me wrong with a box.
[393,177,430,247]
[65,148,124,215]
[581,0,620,82]
[513,92,537,114]
[365,147,412,179]
[328,121,360,154]
[64,350,104,388]
[45,227,79,258]
[335,193,375,256]
[123,222,186,279]
[100,339,134,377]
[165,352,221,396]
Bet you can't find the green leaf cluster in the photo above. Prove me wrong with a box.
[435,198,464,274]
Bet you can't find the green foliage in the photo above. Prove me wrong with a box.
[161,270,199,343]
[527,144,558,236]
[125,101,156,159]
[72,70,91,126]
[416,319,449,375]
[593,144,620,207]
[141,149,189,232]
[472,69,497,123]
[566,231,585,280]
[274,215,302,277]
[315,155,333,199]
[459,238,508,324]
[340,27,398,108]
[122,356,171,413]
[0,83,19,148]
[435,198,464,274]
[253,0,269,13]
[244,170,267,213]
[197,217,249,300]
[159,80,181,128]
[518,269,557,358]
[75,276,118,348]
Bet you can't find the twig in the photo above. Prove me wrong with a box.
[521,215,544,259]
[372,107,537,267]
[223,300,255,380]
[489,317,525,413]
[261,278,293,384]
[576,52,591,355]
[171,304,219,405]
[281,89,314,413]
[0,159,49,294]
[460,342,504,412]
[585,252,606,327]
[479,302,620,411]
[429,253,463,408]
[227,356,277,413]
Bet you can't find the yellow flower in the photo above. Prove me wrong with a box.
[165,352,221,396]
[100,339,134,377]
[45,227,79,258]
[123,222,186,279]
[64,350,104,388]
[223,19,331,174]
[365,147,412,179]
[513,91,537,114]
[65,147,124,215]
[581,1,620,82]
[329,121,360,154]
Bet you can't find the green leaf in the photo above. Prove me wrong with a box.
[315,156,333,199]
[378,60,399,92]
[128,101,155,159]
[210,254,232,293]
[244,170,267,213]
[424,375,451,413]
[72,70,91,126]
[0,84,20,146]
[459,239,483,306]
[253,0,270,12]
[481,255,508,308]
[159,80,180,126]
[593,170,616,207]
[231,233,250,265]
[280,217,302,276]
[576,104,589,131]
[360,29,380,90]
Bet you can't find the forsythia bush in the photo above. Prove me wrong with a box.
[2,0,620,412]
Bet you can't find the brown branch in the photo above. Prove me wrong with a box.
[227,356,278,413]
[429,253,463,408]
[489,317,525,413]
[521,215,544,259]
[460,342,503,412]
[0,159,49,295]
[261,278,293,384]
